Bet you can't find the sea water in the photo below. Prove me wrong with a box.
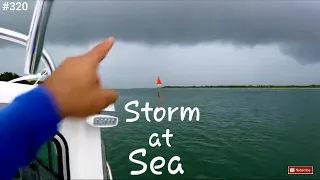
[102,88,320,179]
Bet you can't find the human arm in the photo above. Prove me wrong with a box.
[0,86,61,179]
[0,37,117,179]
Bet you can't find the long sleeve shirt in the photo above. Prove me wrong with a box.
[0,86,61,179]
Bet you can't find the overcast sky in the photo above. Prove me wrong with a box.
[1,0,320,88]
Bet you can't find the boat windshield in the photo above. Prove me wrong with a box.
[14,134,70,180]
[12,141,61,180]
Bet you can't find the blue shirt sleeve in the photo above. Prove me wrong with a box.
[0,86,62,179]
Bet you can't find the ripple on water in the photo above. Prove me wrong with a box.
[103,89,320,179]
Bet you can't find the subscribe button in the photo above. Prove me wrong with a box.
[288,166,313,175]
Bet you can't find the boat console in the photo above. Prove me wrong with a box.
[0,0,117,179]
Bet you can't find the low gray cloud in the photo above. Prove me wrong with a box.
[2,42,320,88]
[1,0,320,64]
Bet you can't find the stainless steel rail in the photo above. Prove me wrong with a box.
[25,0,54,74]
[0,0,56,75]
[0,27,55,75]
[101,141,114,180]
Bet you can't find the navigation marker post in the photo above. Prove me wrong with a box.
[156,76,162,98]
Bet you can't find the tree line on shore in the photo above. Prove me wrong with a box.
[162,85,320,88]
[2,71,320,88]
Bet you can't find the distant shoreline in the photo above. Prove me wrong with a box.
[162,85,320,89]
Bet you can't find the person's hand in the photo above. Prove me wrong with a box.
[42,37,118,118]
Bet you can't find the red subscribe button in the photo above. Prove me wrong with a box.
[288,166,313,174]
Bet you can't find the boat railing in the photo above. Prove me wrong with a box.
[101,141,114,180]
[12,132,70,180]
[0,27,55,75]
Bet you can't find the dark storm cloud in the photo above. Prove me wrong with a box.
[1,0,320,63]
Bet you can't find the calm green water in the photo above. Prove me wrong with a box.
[102,89,320,179]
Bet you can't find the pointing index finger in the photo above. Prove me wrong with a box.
[85,37,114,65]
